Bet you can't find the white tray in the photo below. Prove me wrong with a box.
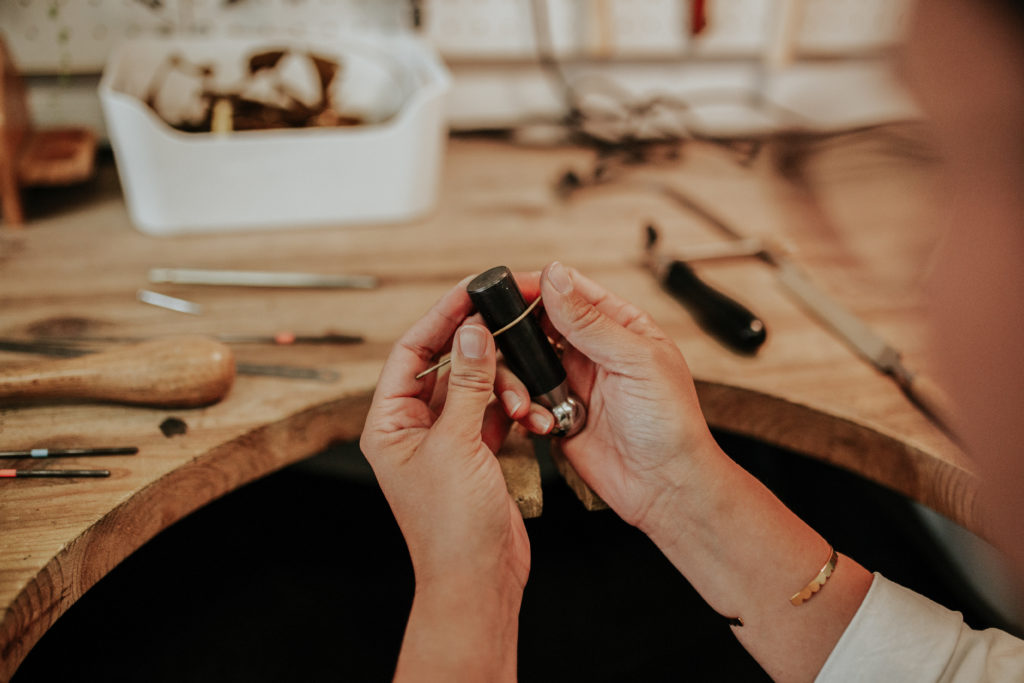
[100,35,450,235]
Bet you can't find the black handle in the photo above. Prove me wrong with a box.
[466,266,566,397]
[664,261,766,354]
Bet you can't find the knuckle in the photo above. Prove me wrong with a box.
[448,365,494,393]
[565,299,605,332]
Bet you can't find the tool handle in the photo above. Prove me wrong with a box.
[0,336,235,408]
[467,265,566,397]
[664,261,766,354]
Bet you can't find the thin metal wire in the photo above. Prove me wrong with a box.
[415,296,544,380]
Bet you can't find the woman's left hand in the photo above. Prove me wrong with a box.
[360,278,530,594]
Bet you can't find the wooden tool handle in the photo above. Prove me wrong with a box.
[0,336,235,408]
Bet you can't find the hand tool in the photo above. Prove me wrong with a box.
[137,289,203,315]
[658,236,771,263]
[0,447,138,459]
[30,331,364,346]
[235,363,340,383]
[649,182,958,439]
[0,336,235,408]
[216,332,363,345]
[0,339,338,383]
[467,265,586,438]
[148,268,378,289]
[774,261,957,438]
[415,296,544,380]
[1,469,111,478]
[644,224,767,354]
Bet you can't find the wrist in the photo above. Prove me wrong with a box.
[633,437,733,544]
[415,568,525,607]
[398,573,523,683]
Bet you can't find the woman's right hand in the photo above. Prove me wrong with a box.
[534,261,724,531]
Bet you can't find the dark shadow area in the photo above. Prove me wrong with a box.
[17,148,116,223]
[13,431,1013,682]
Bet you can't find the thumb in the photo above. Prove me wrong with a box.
[436,323,497,441]
[540,262,639,369]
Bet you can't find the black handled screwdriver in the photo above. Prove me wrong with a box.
[644,225,767,354]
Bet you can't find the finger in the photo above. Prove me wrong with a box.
[376,276,475,402]
[481,399,513,454]
[520,403,554,436]
[568,269,663,337]
[540,261,648,369]
[512,271,542,303]
[426,310,487,414]
[494,363,531,420]
[436,323,498,441]
[561,346,597,403]
[427,364,450,415]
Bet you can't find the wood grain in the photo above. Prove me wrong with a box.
[496,424,543,519]
[0,129,970,681]
[0,336,235,407]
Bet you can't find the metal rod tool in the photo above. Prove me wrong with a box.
[149,268,378,289]
[0,447,138,459]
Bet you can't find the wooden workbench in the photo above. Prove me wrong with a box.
[0,130,969,680]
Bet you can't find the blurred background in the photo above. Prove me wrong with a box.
[3,0,918,139]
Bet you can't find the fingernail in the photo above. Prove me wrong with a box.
[528,409,554,434]
[548,262,572,294]
[502,391,523,417]
[458,325,487,359]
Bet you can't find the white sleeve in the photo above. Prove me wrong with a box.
[816,573,1024,683]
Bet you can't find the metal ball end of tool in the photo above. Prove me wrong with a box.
[537,382,587,438]
[467,265,587,438]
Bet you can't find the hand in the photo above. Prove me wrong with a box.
[360,279,530,593]
[506,264,874,683]
[535,262,723,530]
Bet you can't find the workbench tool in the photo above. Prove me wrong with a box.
[414,296,544,380]
[148,268,378,289]
[1,469,110,478]
[649,182,958,438]
[137,289,203,315]
[30,331,364,347]
[644,224,767,354]
[467,266,586,437]
[0,336,235,408]
[216,332,363,345]
[236,363,340,383]
[0,339,338,383]
[0,447,138,459]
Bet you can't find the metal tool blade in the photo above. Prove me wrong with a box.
[149,268,378,289]
[775,260,906,378]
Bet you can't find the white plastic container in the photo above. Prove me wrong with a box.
[99,35,450,235]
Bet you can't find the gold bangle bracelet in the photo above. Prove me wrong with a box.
[790,547,839,606]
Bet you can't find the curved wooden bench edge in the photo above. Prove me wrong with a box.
[694,379,981,536]
[0,379,982,681]
[0,391,374,683]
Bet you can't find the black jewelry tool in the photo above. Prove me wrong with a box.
[467,266,586,437]
[644,224,767,354]
[1,469,111,478]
